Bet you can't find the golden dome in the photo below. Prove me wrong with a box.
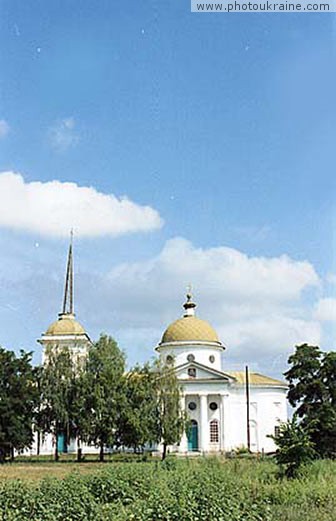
[160,316,221,345]
[45,313,86,336]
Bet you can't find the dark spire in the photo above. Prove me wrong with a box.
[62,230,74,315]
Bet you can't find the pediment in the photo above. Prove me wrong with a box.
[173,361,236,382]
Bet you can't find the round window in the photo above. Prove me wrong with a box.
[209,355,215,363]
[188,402,197,411]
[187,354,195,362]
[166,355,174,364]
[209,402,218,411]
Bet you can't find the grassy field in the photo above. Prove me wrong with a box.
[0,457,336,520]
[0,453,148,482]
[0,460,107,482]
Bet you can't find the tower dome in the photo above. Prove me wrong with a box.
[45,312,86,336]
[161,316,220,345]
[158,292,224,348]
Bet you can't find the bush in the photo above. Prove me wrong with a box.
[271,418,316,478]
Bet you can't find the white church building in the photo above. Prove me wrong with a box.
[156,293,287,454]
[33,243,287,456]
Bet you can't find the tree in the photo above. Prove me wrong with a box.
[155,359,187,460]
[117,363,159,452]
[39,345,75,461]
[271,417,316,478]
[284,344,336,458]
[83,334,125,461]
[0,347,38,460]
[66,362,90,462]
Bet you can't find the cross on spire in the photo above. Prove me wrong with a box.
[186,283,193,299]
[62,230,74,315]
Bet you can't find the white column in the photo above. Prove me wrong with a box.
[220,394,226,452]
[200,394,208,453]
[179,395,188,453]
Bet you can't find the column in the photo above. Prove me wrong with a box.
[200,394,208,453]
[220,394,226,452]
[179,395,188,453]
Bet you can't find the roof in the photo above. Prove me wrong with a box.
[175,360,235,382]
[227,371,286,387]
[45,313,86,336]
[160,315,222,345]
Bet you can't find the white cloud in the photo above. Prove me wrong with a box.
[0,171,163,238]
[81,238,321,369]
[0,119,9,139]
[48,117,79,151]
[314,298,336,321]
[106,237,319,308]
[220,316,321,361]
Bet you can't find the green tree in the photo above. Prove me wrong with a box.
[117,363,159,452]
[39,345,75,461]
[0,347,38,460]
[83,334,125,461]
[155,359,186,460]
[67,362,91,462]
[271,418,316,478]
[284,344,336,458]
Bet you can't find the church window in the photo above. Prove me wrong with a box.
[188,401,197,411]
[210,420,219,443]
[166,355,174,364]
[187,354,195,362]
[209,402,218,411]
[274,425,281,438]
[188,367,196,378]
[209,355,215,363]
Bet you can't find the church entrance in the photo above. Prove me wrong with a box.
[187,420,199,451]
[57,433,68,453]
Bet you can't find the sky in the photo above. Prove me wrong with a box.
[0,0,335,378]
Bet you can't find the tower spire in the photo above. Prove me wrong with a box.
[62,230,74,315]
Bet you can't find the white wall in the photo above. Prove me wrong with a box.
[158,343,224,371]
[179,380,287,454]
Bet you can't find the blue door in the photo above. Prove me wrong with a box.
[57,433,67,453]
[187,420,199,451]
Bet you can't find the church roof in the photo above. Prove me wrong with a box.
[161,315,221,345]
[159,292,223,347]
[45,313,86,336]
[227,371,286,387]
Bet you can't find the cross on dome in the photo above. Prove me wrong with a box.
[183,286,196,317]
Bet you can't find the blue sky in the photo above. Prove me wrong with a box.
[0,1,335,376]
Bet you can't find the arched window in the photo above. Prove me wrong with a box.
[210,419,219,443]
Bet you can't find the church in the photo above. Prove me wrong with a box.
[33,242,288,456]
[156,293,287,454]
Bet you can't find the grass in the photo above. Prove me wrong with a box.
[0,457,336,520]
[0,461,106,482]
[0,452,150,482]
